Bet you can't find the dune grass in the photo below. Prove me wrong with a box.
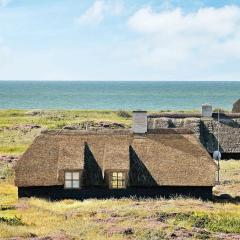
[0,161,240,239]
[0,109,240,239]
[0,193,240,239]
[214,160,240,197]
[0,110,133,155]
[0,109,201,155]
[0,110,132,127]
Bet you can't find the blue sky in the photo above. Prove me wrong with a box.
[0,0,240,81]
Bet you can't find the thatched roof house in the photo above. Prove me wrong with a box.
[15,112,217,199]
[148,109,240,158]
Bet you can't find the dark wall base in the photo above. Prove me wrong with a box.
[220,153,240,160]
[18,186,213,200]
[209,152,240,160]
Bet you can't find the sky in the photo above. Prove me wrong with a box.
[0,0,240,81]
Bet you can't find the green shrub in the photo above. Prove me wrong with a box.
[191,214,210,228]
[175,212,192,221]
[175,212,240,234]
[207,216,240,233]
[0,145,27,155]
[117,110,131,118]
[0,216,24,226]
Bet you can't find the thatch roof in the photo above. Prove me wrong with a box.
[232,99,240,113]
[15,129,217,187]
[148,113,240,154]
[201,117,240,153]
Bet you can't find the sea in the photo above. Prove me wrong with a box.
[0,81,239,110]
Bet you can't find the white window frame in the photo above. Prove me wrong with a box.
[64,171,80,189]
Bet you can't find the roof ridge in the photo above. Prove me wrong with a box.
[41,128,194,135]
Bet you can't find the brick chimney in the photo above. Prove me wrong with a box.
[132,111,147,133]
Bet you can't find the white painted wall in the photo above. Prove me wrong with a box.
[202,104,213,117]
[132,111,147,133]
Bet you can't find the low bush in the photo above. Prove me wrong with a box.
[206,216,240,233]
[117,110,131,118]
[190,214,210,228]
[0,216,24,226]
[175,212,240,234]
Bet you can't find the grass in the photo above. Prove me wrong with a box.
[214,160,240,197]
[0,109,133,126]
[0,109,240,239]
[0,161,239,239]
[0,109,133,154]
[0,193,240,239]
[0,109,201,155]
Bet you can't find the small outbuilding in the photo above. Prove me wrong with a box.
[15,112,217,200]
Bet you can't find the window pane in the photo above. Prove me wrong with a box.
[65,172,72,180]
[73,172,80,180]
[118,172,123,178]
[65,180,72,188]
[118,175,123,180]
[112,176,117,181]
[112,181,118,188]
[72,180,80,188]
[112,172,117,177]
[118,181,123,187]
[112,180,118,185]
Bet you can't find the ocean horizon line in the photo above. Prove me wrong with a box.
[0,81,239,110]
[0,80,240,82]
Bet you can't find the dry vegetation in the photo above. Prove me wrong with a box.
[0,110,132,155]
[0,109,200,155]
[0,161,240,240]
[0,110,240,239]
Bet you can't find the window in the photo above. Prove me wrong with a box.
[64,171,80,189]
[111,172,126,189]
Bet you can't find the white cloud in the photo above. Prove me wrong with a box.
[1,2,240,81]
[125,5,240,80]
[77,0,105,25]
[128,5,240,36]
[0,0,11,7]
[77,0,124,25]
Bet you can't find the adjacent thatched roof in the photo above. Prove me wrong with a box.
[148,113,240,153]
[148,112,240,119]
[232,99,240,113]
[201,118,240,153]
[15,129,217,187]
